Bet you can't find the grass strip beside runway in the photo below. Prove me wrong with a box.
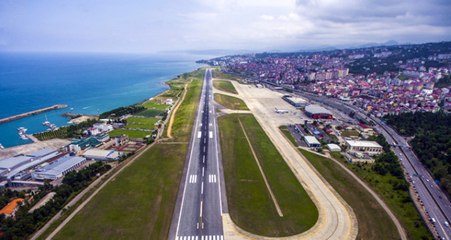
[214,93,248,110]
[219,114,318,237]
[213,80,238,94]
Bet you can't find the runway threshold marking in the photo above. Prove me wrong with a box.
[179,237,223,240]
[189,174,197,183]
[208,174,217,183]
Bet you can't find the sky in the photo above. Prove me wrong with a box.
[0,0,450,54]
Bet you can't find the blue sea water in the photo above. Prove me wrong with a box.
[0,52,203,148]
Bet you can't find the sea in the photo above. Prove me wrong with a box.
[0,52,205,148]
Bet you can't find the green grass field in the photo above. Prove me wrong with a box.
[219,114,318,237]
[141,100,169,110]
[170,78,202,142]
[213,80,238,94]
[109,129,152,138]
[135,109,165,117]
[214,93,248,110]
[279,129,431,239]
[125,117,159,130]
[212,69,240,81]
[52,70,204,239]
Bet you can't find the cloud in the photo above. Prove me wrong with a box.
[0,0,450,53]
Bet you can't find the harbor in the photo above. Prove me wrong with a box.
[0,105,68,124]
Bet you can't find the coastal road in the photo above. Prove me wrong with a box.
[291,89,451,240]
[169,69,226,240]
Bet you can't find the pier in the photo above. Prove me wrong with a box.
[0,104,67,124]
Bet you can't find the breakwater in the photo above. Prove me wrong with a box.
[0,104,67,124]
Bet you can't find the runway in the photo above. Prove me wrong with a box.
[169,69,227,240]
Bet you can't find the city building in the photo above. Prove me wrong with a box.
[304,105,334,119]
[83,149,120,161]
[303,136,321,148]
[32,155,87,180]
[345,140,383,155]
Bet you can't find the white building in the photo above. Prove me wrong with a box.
[327,144,341,152]
[345,140,383,155]
[32,155,87,180]
[83,149,120,161]
[304,136,321,148]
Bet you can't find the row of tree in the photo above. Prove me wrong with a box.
[34,119,98,141]
[385,111,451,196]
[368,134,404,179]
[99,105,146,119]
[0,162,111,239]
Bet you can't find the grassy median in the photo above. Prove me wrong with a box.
[219,114,318,237]
[214,93,248,110]
[213,79,238,94]
[52,70,204,240]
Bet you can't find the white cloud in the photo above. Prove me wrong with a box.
[0,0,450,53]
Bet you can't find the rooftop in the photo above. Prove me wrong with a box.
[35,155,86,176]
[304,136,320,145]
[84,149,119,159]
[0,155,32,170]
[26,148,56,158]
[0,198,24,215]
[346,140,382,148]
[305,104,332,115]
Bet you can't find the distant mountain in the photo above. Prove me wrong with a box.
[357,40,399,48]
[160,49,254,57]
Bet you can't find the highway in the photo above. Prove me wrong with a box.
[169,69,226,240]
[291,89,451,240]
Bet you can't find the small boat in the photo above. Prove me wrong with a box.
[18,127,28,140]
[42,116,58,131]
[0,144,4,150]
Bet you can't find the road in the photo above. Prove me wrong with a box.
[291,89,451,240]
[170,69,226,240]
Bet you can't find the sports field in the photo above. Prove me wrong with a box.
[126,117,159,130]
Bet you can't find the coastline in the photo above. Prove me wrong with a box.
[0,53,202,148]
[0,67,202,151]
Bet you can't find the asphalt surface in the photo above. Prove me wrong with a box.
[169,69,227,240]
[291,89,451,240]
